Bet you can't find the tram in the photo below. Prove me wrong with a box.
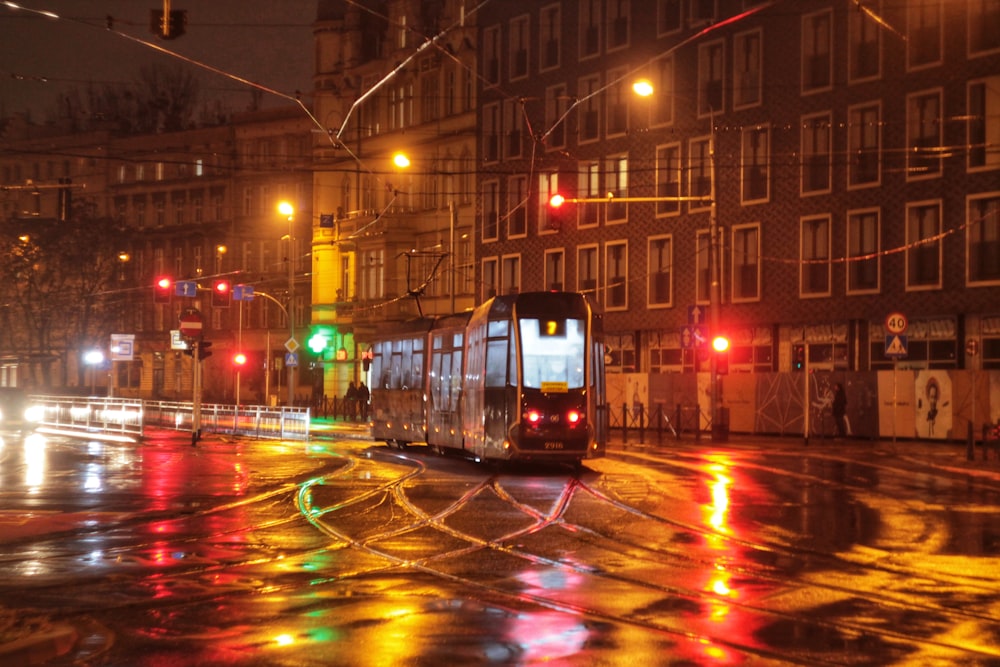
[368,291,607,465]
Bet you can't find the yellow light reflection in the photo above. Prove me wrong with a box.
[274,633,295,646]
[24,433,47,489]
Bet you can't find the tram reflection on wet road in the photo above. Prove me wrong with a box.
[1,428,999,666]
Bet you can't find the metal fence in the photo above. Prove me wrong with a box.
[29,395,310,442]
[143,400,311,441]
[30,394,145,441]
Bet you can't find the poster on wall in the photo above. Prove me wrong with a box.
[914,370,953,439]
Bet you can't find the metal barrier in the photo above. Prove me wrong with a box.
[144,400,311,441]
[30,395,145,441]
[29,396,310,442]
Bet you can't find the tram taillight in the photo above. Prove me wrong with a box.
[566,410,582,424]
[526,410,542,424]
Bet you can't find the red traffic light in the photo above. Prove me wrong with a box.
[233,352,247,366]
[549,193,566,208]
[154,276,172,303]
[212,280,231,307]
[711,335,730,353]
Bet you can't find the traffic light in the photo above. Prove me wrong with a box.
[233,352,247,367]
[792,344,806,372]
[712,335,730,375]
[361,348,374,371]
[154,277,172,303]
[307,330,330,355]
[212,280,231,308]
[198,341,213,361]
[546,191,572,231]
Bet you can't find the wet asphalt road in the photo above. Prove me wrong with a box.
[2,425,1000,666]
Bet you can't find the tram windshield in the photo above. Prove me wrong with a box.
[519,317,585,390]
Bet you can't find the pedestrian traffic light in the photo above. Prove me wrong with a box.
[712,335,730,375]
[233,352,247,366]
[212,280,231,308]
[792,344,805,372]
[154,277,172,303]
[198,341,213,361]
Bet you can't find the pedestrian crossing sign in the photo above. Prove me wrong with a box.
[884,334,908,358]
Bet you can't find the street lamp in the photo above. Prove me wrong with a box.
[633,78,725,441]
[277,201,296,407]
[84,349,104,395]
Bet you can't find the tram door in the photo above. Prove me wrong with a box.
[481,319,515,457]
[591,337,608,455]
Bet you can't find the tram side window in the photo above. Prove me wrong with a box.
[372,341,388,388]
[485,338,509,387]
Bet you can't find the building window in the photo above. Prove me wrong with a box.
[648,235,673,307]
[968,77,1000,171]
[504,97,524,159]
[605,240,628,310]
[968,194,1000,285]
[580,0,601,59]
[607,0,630,51]
[655,143,681,217]
[907,0,942,69]
[801,113,832,194]
[741,125,769,203]
[507,175,527,238]
[802,10,832,92]
[691,0,717,23]
[501,254,521,295]
[482,181,499,242]
[606,67,629,137]
[651,56,675,126]
[605,155,628,223]
[540,4,561,71]
[689,137,712,212]
[483,25,500,84]
[509,15,529,81]
[421,71,439,123]
[577,245,599,302]
[544,248,565,291]
[579,161,601,228]
[545,84,568,149]
[969,0,1000,55]
[733,29,762,108]
[906,201,942,290]
[847,209,880,294]
[481,257,498,301]
[732,224,760,301]
[849,1,881,81]
[579,74,601,143]
[697,41,724,116]
[907,89,943,179]
[539,172,561,233]
[800,215,831,297]
[848,102,881,187]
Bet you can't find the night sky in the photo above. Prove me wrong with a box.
[0,1,316,120]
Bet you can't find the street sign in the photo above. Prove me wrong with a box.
[175,280,198,298]
[687,305,705,325]
[285,351,299,368]
[170,330,189,350]
[179,309,204,339]
[885,312,908,334]
[680,325,706,349]
[285,337,299,353]
[110,334,135,361]
[885,334,908,358]
[233,284,255,301]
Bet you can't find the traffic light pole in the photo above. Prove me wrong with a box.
[192,340,202,446]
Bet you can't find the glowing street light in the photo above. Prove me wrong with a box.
[277,201,296,407]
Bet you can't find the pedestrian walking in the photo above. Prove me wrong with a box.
[832,383,848,438]
[345,381,358,420]
[357,381,370,421]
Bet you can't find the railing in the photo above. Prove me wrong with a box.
[30,394,145,441]
[29,396,310,442]
[144,400,311,441]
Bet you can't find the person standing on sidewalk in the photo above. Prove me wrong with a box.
[345,381,358,421]
[832,383,848,438]
[357,381,370,421]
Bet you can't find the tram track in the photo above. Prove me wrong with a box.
[293,442,1000,664]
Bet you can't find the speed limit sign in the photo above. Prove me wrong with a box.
[885,312,908,334]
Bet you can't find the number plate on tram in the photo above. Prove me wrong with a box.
[544,441,565,449]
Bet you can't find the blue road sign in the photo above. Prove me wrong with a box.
[687,305,706,326]
[175,280,198,297]
[681,326,706,349]
[885,334,908,358]
[233,284,255,301]
[285,352,299,368]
